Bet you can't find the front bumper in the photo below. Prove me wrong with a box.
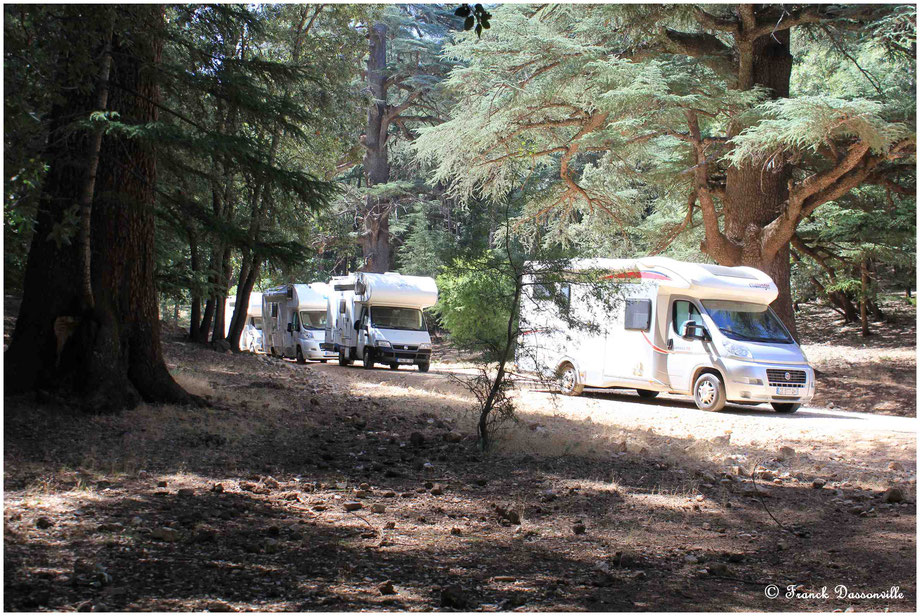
[374,346,431,365]
[722,360,816,405]
[302,339,336,359]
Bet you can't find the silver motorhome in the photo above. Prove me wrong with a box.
[517,257,815,413]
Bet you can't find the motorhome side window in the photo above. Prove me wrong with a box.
[673,300,702,336]
[532,281,571,311]
[292,312,300,331]
[624,299,652,331]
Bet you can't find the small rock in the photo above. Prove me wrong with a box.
[493,575,516,582]
[379,580,396,595]
[444,432,462,443]
[384,521,396,529]
[812,478,827,489]
[261,476,280,489]
[177,488,194,498]
[440,584,468,609]
[684,554,700,565]
[76,600,94,612]
[828,401,835,409]
[371,503,386,514]
[882,487,905,504]
[151,527,180,542]
[573,523,587,535]
[35,516,53,529]
[778,446,796,461]
[450,527,463,536]
[212,483,224,493]
[430,484,444,496]
[343,501,363,512]
[355,490,368,498]
[382,491,397,498]
[264,538,280,554]
[409,432,425,447]
[359,482,371,490]
[889,461,905,472]
[157,480,168,488]
[708,562,730,576]
[207,600,236,612]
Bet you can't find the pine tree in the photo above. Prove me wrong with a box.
[415,4,916,335]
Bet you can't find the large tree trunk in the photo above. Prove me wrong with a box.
[720,28,797,336]
[360,22,392,274]
[5,6,194,411]
[227,255,261,351]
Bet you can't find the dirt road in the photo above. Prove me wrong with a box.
[308,358,916,489]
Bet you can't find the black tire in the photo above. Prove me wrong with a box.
[772,402,801,414]
[270,347,276,357]
[636,389,659,399]
[338,348,352,366]
[389,363,399,370]
[363,349,375,370]
[693,372,726,412]
[319,359,328,364]
[418,361,430,373]
[296,346,306,365]
[556,363,584,396]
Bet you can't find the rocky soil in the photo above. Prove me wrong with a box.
[3,299,916,611]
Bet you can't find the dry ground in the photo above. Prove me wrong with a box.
[3,299,916,612]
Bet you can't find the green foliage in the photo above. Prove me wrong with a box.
[433,254,517,359]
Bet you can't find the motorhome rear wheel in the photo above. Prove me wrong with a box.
[556,363,584,396]
[389,363,399,370]
[363,350,375,370]
[296,347,306,364]
[636,389,659,399]
[338,348,352,366]
[693,373,726,412]
[771,402,800,414]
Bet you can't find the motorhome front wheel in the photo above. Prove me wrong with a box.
[693,373,726,412]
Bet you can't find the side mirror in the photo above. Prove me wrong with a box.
[286,323,294,333]
[354,321,360,330]
[682,321,708,340]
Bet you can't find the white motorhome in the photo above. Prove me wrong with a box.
[517,257,815,413]
[261,283,336,363]
[324,272,437,371]
[224,293,264,352]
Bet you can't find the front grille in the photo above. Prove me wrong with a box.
[767,369,807,387]
[390,344,418,351]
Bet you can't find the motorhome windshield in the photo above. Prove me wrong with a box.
[371,306,425,331]
[299,310,326,330]
[701,300,793,344]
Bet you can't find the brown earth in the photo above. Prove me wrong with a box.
[3,299,916,612]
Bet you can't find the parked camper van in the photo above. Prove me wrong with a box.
[517,258,815,413]
[324,272,437,371]
[224,292,264,353]
[261,283,336,363]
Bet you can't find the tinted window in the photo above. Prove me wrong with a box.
[370,307,425,331]
[624,299,651,331]
[300,310,327,330]
[702,300,793,343]
[251,317,262,330]
[673,300,702,337]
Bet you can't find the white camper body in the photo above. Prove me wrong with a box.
[323,272,437,371]
[517,257,815,413]
[224,293,264,352]
[261,283,336,362]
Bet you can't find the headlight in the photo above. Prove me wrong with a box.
[302,331,313,339]
[723,342,752,360]
[377,340,392,348]
[418,342,431,350]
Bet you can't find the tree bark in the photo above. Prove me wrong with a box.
[860,261,871,336]
[188,230,202,340]
[360,22,392,273]
[5,5,195,411]
[716,25,798,336]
